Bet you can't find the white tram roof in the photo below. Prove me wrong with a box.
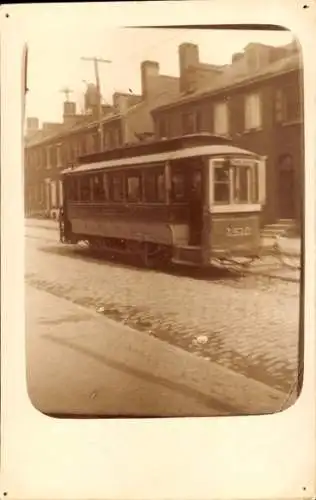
[62,144,262,176]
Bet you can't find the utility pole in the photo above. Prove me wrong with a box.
[81,56,112,151]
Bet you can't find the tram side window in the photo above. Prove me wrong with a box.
[109,173,124,202]
[214,166,230,203]
[92,173,106,202]
[126,174,142,202]
[68,178,79,201]
[171,171,186,202]
[144,169,165,203]
[80,175,91,202]
[66,179,75,201]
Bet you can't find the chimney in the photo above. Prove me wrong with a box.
[141,60,160,100]
[101,104,113,116]
[232,52,244,64]
[179,43,199,93]
[84,83,99,111]
[113,92,130,114]
[244,44,271,72]
[179,43,199,72]
[26,117,39,135]
[63,101,77,124]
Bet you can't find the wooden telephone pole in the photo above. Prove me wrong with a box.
[81,57,112,151]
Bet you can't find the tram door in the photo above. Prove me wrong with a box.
[188,168,203,246]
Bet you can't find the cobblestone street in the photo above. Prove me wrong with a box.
[25,224,301,397]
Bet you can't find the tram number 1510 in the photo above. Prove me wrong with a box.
[226,225,252,237]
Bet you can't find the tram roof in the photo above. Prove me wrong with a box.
[62,143,262,176]
[76,133,232,165]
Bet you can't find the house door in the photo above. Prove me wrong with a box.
[278,154,295,219]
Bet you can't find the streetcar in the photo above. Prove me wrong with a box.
[60,133,266,269]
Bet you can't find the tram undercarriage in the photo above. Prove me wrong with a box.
[61,230,260,273]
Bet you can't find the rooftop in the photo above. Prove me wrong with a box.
[152,52,301,113]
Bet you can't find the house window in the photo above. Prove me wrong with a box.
[182,111,200,135]
[126,174,142,202]
[86,134,94,153]
[244,93,262,130]
[275,86,301,124]
[57,144,62,167]
[92,133,99,152]
[80,138,87,156]
[214,102,229,136]
[158,117,168,138]
[144,168,165,203]
[275,89,284,123]
[46,147,52,168]
[50,181,57,208]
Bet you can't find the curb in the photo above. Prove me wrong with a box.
[25,221,58,232]
[240,268,300,283]
[26,284,290,416]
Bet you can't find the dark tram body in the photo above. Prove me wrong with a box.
[60,134,266,268]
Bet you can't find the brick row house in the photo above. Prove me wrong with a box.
[151,41,303,226]
[24,61,179,217]
[25,39,304,227]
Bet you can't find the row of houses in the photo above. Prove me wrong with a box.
[24,39,304,225]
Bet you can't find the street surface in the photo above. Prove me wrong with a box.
[25,222,301,415]
[26,285,287,417]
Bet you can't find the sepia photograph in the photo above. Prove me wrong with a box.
[22,9,303,418]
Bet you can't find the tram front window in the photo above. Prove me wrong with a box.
[214,166,230,203]
[233,167,250,203]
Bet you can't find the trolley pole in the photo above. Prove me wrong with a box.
[81,56,112,152]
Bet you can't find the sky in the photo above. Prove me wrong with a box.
[9,3,294,124]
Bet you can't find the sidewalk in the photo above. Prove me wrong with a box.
[26,284,289,417]
[25,217,58,231]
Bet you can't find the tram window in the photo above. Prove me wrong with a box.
[240,167,249,202]
[171,172,186,202]
[92,173,106,202]
[233,167,249,203]
[157,174,165,202]
[80,175,91,202]
[70,179,75,201]
[144,169,165,203]
[127,175,142,202]
[66,179,74,201]
[214,166,230,203]
[109,174,124,202]
[252,166,259,202]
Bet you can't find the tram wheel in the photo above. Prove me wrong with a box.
[142,243,170,269]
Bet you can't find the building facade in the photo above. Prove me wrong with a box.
[24,61,180,217]
[25,40,304,226]
[151,41,303,225]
